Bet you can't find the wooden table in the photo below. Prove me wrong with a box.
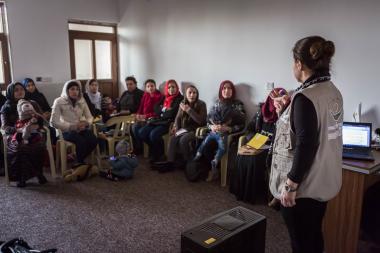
[323,150,380,253]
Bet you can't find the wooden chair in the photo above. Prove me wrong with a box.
[195,126,246,187]
[1,126,56,185]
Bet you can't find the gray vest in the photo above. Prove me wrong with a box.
[269,81,343,201]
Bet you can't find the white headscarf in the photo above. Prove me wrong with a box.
[85,79,102,110]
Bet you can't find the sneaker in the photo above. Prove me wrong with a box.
[193,152,202,161]
[206,170,219,182]
[211,159,218,170]
[206,161,219,182]
[99,169,119,181]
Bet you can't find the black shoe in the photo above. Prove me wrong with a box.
[151,161,170,169]
[38,175,48,185]
[99,170,119,181]
[17,180,26,188]
[158,165,175,173]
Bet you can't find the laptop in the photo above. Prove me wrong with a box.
[342,122,374,161]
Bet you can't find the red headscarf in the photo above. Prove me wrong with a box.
[218,80,236,101]
[163,79,180,108]
[261,87,288,123]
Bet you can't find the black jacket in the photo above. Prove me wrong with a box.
[117,88,144,113]
[154,94,184,123]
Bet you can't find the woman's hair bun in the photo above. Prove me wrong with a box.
[310,41,323,60]
[322,40,335,58]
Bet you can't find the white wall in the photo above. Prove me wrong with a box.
[5,0,119,104]
[118,0,380,128]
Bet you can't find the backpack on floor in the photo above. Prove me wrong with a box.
[185,160,208,182]
[0,238,57,253]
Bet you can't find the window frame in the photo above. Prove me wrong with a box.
[68,20,119,98]
[0,2,11,90]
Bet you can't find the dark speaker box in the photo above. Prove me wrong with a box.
[181,206,266,253]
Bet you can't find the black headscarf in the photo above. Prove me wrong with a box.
[1,82,26,113]
[0,82,26,127]
[22,78,51,112]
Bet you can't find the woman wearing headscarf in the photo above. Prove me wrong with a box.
[83,79,102,118]
[1,82,47,187]
[137,79,183,162]
[152,85,207,172]
[50,80,98,164]
[194,80,246,181]
[23,78,57,144]
[23,78,51,119]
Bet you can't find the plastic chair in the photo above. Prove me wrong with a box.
[195,126,246,187]
[55,125,101,176]
[143,123,173,159]
[1,126,57,185]
[99,115,135,156]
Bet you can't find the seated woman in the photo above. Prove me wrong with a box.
[0,91,6,123]
[22,77,57,144]
[137,79,183,162]
[0,82,48,187]
[152,85,207,172]
[229,88,288,204]
[50,80,98,164]
[131,79,163,154]
[116,76,144,115]
[83,79,102,119]
[194,80,246,181]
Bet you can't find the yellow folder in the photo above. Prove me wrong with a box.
[246,133,269,149]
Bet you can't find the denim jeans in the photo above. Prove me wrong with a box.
[197,132,227,163]
[137,124,169,160]
[63,129,98,163]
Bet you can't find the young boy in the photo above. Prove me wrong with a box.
[100,140,138,181]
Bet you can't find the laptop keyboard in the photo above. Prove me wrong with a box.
[343,148,370,154]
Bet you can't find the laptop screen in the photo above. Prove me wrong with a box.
[342,122,372,148]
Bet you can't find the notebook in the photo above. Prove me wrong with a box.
[342,122,374,161]
[246,133,269,150]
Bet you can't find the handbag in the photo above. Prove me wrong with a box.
[147,118,170,126]
[0,238,57,253]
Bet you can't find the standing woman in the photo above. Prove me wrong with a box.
[153,85,207,172]
[269,36,343,253]
[1,82,48,187]
[50,80,98,164]
[138,79,183,162]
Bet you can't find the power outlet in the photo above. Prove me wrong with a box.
[36,76,52,83]
[266,82,274,91]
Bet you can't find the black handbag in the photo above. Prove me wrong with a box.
[147,118,170,126]
[0,238,57,253]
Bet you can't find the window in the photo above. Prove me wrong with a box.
[68,21,118,98]
[0,2,11,90]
